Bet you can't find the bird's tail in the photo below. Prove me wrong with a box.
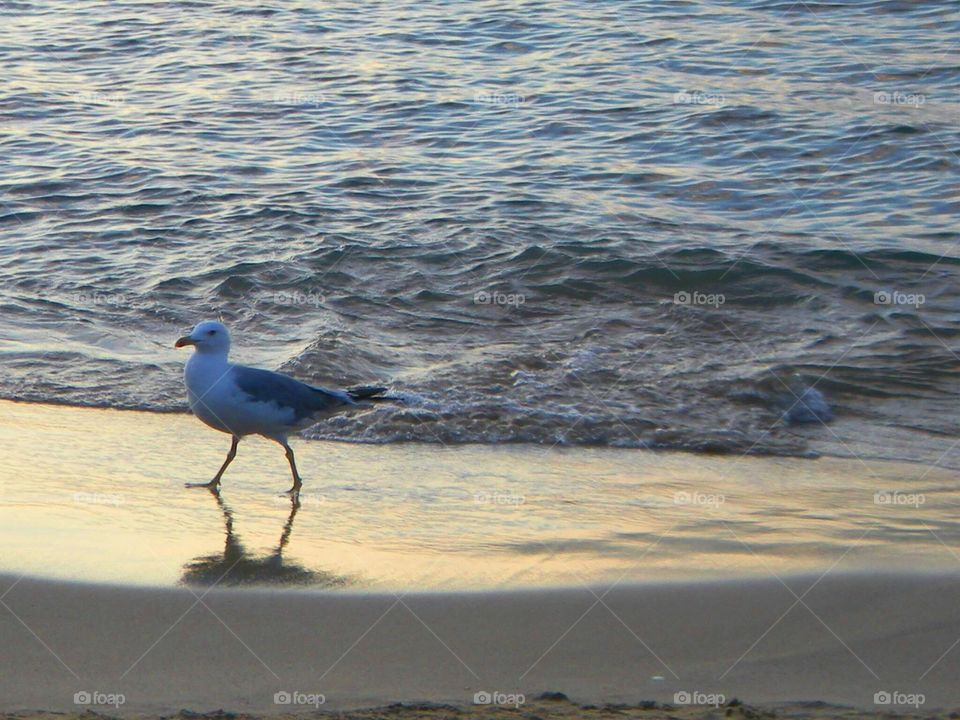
[346,385,404,404]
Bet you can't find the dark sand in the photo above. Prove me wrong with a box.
[1,573,957,716]
[0,698,947,719]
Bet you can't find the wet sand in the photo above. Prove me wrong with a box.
[1,402,958,716]
[1,572,957,715]
[1,401,958,591]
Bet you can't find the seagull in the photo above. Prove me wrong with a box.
[175,320,392,495]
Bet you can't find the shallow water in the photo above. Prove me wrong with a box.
[1,402,958,590]
[1,1,958,465]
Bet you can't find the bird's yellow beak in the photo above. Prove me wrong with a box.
[175,335,195,348]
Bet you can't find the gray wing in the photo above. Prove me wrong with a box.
[232,365,356,423]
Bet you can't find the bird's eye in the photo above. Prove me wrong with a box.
[207,330,216,336]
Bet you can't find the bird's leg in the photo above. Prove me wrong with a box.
[186,435,239,490]
[282,441,303,496]
[211,436,240,484]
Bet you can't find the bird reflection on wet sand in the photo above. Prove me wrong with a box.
[181,488,351,588]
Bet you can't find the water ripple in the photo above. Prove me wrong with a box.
[0,0,958,463]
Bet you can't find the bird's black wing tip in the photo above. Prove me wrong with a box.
[346,384,390,401]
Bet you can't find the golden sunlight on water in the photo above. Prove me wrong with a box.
[0,400,957,591]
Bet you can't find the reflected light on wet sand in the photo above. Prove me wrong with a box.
[0,401,958,590]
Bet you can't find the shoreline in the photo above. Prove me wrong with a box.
[0,397,948,470]
[1,572,957,715]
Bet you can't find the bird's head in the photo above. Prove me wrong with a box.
[175,320,231,355]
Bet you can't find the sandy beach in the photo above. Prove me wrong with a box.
[1,401,959,717]
[2,701,948,720]
[1,572,957,716]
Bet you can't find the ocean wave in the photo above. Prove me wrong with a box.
[0,0,957,466]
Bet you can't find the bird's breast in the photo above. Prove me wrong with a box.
[184,357,237,433]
